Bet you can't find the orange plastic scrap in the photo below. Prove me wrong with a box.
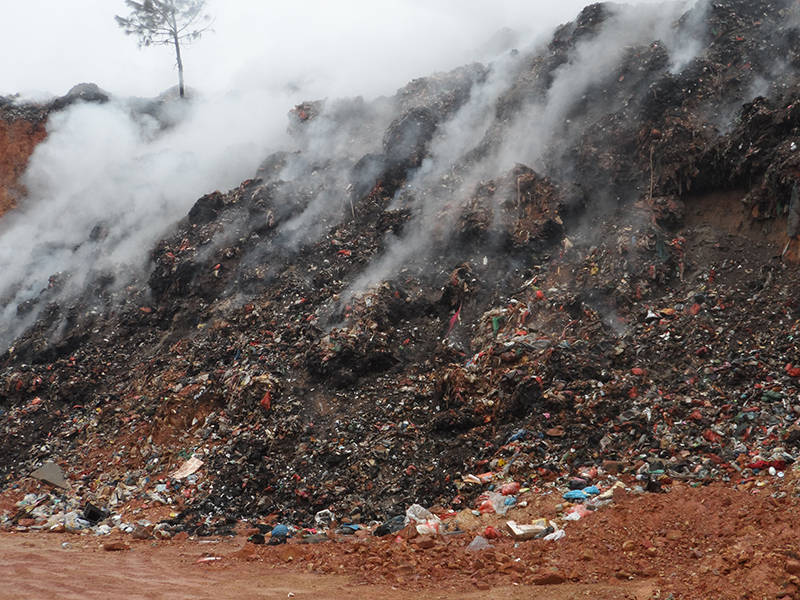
[260,390,272,411]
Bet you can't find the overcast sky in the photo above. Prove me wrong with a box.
[2,0,668,100]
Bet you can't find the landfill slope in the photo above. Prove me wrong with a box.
[0,101,47,217]
[1,0,800,567]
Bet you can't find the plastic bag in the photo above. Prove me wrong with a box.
[314,509,334,528]
[405,504,441,535]
[543,527,565,541]
[467,535,490,551]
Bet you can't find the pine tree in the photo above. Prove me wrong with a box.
[115,0,212,98]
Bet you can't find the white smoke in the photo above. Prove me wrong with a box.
[342,0,708,298]
[0,90,289,346]
[0,0,708,350]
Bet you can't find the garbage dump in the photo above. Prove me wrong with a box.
[3,1,800,597]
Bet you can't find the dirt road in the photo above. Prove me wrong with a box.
[0,533,656,600]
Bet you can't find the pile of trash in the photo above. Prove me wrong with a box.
[3,0,800,546]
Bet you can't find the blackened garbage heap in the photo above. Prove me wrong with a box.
[2,0,800,533]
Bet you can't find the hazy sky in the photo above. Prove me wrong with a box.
[2,0,665,100]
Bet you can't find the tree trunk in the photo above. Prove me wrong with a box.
[173,33,185,98]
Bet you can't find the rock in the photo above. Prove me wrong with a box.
[413,536,435,549]
[532,569,566,585]
[615,570,633,580]
[786,559,800,575]
[103,541,129,552]
[398,524,418,539]
[622,540,636,552]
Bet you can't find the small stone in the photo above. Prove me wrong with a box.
[532,569,566,585]
[666,529,682,541]
[398,524,418,539]
[786,559,800,575]
[414,536,435,549]
[646,547,658,557]
[103,541,129,552]
[622,540,636,552]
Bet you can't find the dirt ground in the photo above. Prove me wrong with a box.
[6,540,662,600]
[0,533,655,600]
[2,480,799,600]
[0,117,46,217]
